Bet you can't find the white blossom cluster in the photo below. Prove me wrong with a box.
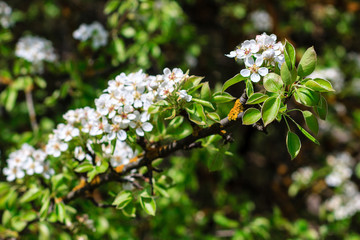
[291,167,313,185]
[250,10,273,31]
[322,152,360,220]
[5,67,192,180]
[73,21,108,49]
[226,33,284,82]
[3,144,54,181]
[325,152,353,187]
[307,67,344,92]
[15,36,57,73]
[95,68,191,140]
[0,1,12,28]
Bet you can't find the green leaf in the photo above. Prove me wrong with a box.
[182,76,204,90]
[222,74,246,92]
[34,76,47,88]
[74,162,94,173]
[246,93,269,105]
[286,131,301,160]
[242,108,261,125]
[39,195,50,220]
[280,62,297,86]
[104,0,120,14]
[314,96,328,120]
[302,111,319,135]
[201,82,211,101]
[298,47,317,77]
[147,100,169,114]
[263,73,284,93]
[185,103,207,125]
[20,187,42,203]
[246,80,254,97]
[208,145,228,172]
[212,92,235,103]
[206,112,220,122]
[112,191,133,210]
[192,98,215,110]
[55,202,66,223]
[293,120,320,145]
[95,161,109,174]
[140,192,156,216]
[262,96,281,127]
[294,87,320,106]
[284,40,296,69]
[122,202,136,218]
[304,78,335,92]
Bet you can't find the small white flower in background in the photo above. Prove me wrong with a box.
[46,138,68,158]
[163,68,185,83]
[73,21,108,49]
[250,10,273,31]
[240,57,268,82]
[15,36,57,73]
[3,144,52,181]
[74,146,86,161]
[0,1,12,28]
[291,167,313,185]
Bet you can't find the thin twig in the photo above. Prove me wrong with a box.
[25,89,38,132]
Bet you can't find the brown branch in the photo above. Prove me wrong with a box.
[62,91,266,203]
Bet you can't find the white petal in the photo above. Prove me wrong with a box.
[225,51,236,58]
[245,57,254,66]
[258,67,269,76]
[117,130,127,141]
[255,57,264,66]
[136,128,144,136]
[142,122,153,132]
[240,69,251,77]
[251,73,261,82]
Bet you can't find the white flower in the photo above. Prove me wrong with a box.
[24,158,44,175]
[163,68,185,83]
[178,90,192,102]
[73,21,108,49]
[129,111,153,136]
[0,1,12,28]
[240,57,268,82]
[237,40,260,59]
[46,139,68,157]
[3,165,25,181]
[250,10,273,31]
[74,146,86,161]
[15,36,57,73]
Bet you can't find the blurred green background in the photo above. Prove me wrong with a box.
[1,0,360,239]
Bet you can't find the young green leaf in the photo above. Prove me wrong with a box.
[263,73,284,93]
[212,92,235,103]
[293,121,320,145]
[298,47,317,77]
[246,93,269,105]
[112,191,133,210]
[302,110,319,135]
[294,88,320,106]
[280,62,297,86]
[222,74,246,93]
[286,131,301,159]
[208,144,229,172]
[185,103,206,125]
[74,162,94,173]
[262,96,281,126]
[284,40,296,69]
[140,192,156,216]
[19,188,42,203]
[182,76,204,90]
[314,96,328,120]
[201,82,212,101]
[304,78,335,92]
[242,108,261,125]
[192,98,215,110]
[246,80,254,97]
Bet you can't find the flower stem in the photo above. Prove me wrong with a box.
[25,89,39,133]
